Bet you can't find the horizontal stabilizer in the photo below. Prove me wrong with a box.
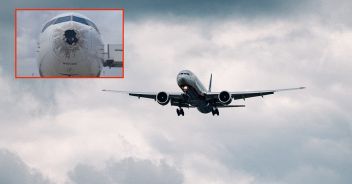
[103,44,123,68]
[103,60,122,68]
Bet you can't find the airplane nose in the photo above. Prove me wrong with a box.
[64,29,78,45]
[177,77,186,85]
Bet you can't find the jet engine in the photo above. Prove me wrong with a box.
[156,91,170,105]
[218,91,232,105]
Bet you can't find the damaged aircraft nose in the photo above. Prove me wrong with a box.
[64,29,78,45]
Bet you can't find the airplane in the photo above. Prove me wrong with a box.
[37,12,122,77]
[103,70,305,116]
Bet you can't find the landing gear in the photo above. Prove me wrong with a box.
[212,108,219,116]
[176,107,184,116]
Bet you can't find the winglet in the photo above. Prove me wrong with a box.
[274,87,306,92]
[208,73,212,92]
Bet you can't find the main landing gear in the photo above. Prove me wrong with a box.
[212,108,219,116]
[176,107,184,116]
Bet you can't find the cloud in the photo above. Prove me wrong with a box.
[122,17,352,183]
[2,17,352,183]
[68,158,183,184]
[0,0,351,184]
[0,149,52,184]
[2,0,314,21]
[116,0,315,20]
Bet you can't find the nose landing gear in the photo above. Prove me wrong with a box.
[176,107,184,116]
[212,108,219,116]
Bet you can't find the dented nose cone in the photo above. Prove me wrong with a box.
[64,29,78,45]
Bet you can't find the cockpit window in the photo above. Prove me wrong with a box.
[42,18,56,32]
[72,16,88,26]
[42,15,100,33]
[86,19,99,33]
[73,16,100,33]
[180,72,190,75]
[55,16,71,24]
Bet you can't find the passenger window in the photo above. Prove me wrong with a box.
[72,16,88,26]
[55,16,71,24]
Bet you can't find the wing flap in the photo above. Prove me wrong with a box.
[231,91,274,100]
[130,93,156,99]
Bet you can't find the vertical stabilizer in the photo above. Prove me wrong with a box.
[208,73,212,92]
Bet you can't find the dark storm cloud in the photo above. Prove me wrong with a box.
[0,0,314,28]
[119,0,312,19]
[0,149,52,184]
[0,0,337,75]
[69,158,183,184]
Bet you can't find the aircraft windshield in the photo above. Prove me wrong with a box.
[41,18,56,32]
[55,16,71,24]
[72,16,88,25]
[42,15,100,33]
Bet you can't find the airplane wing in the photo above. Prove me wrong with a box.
[102,90,186,105]
[103,90,157,99]
[103,87,305,108]
[205,87,305,101]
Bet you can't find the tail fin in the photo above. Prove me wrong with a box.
[208,73,212,92]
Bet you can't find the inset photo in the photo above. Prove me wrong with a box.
[15,8,124,78]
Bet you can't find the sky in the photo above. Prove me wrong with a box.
[1,0,352,184]
[16,10,123,77]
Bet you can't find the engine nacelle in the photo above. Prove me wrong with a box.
[218,91,232,105]
[156,91,170,105]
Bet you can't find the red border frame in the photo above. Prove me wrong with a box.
[14,8,125,79]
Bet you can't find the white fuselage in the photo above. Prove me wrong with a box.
[38,14,104,77]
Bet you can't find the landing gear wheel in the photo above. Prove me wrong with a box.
[212,108,219,116]
[176,108,184,116]
[180,108,184,116]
